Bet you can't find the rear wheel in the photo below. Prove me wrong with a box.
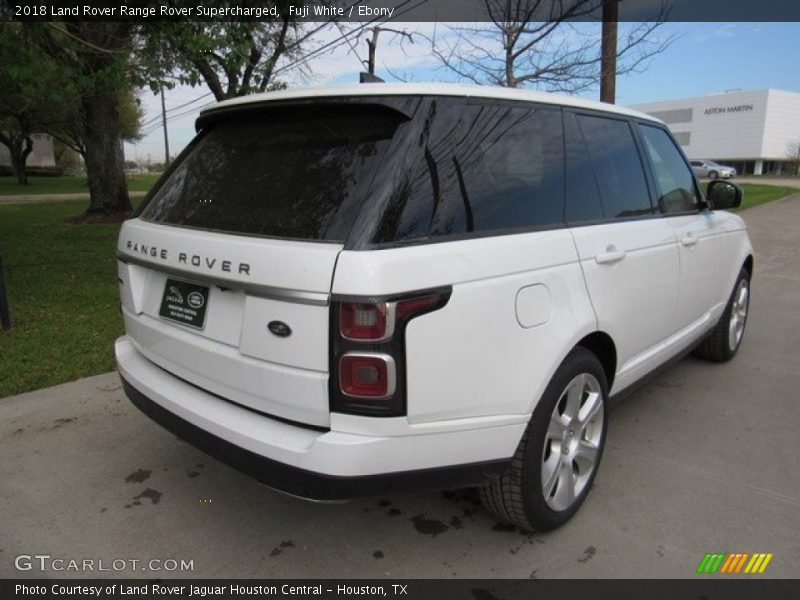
[480,348,608,531]
[694,268,750,362]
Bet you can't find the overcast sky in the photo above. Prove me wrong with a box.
[125,21,800,163]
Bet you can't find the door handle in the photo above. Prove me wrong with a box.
[595,246,627,265]
[680,234,699,247]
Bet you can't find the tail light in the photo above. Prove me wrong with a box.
[340,303,394,341]
[339,353,396,399]
[331,288,451,416]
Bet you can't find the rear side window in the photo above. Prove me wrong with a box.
[638,124,700,213]
[564,112,604,223]
[372,100,565,243]
[140,105,406,241]
[576,114,654,219]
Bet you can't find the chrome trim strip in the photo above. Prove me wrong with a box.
[117,252,330,307]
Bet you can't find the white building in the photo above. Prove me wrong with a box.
[0,133,57,171]
[629,89,800,175]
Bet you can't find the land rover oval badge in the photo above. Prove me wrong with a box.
[268,321,292,338]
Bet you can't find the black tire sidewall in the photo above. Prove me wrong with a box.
[723,269,751,359]
[709,170,718,180]
[519,348,609,531]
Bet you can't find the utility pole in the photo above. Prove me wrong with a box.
[600,0,618,104]
[160,86,170,168]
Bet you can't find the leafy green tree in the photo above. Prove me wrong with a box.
[46,87,144,164]
[142,5,315,100]
[31,22,135,215]
[0,25,66,184]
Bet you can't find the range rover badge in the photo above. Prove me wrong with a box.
[268,321,292,338]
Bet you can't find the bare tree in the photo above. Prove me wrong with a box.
[430,0,674,92]
[363,27,416,75]
[787,140,800,176]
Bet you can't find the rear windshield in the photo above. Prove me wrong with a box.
[141,96,566,245]
[140,104,406,242]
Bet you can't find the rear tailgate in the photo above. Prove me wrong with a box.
[118,219,341,428]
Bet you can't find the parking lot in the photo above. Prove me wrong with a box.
[1,195,799,579]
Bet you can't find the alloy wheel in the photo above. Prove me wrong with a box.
[728,278,749,352]
[541,373,605,511]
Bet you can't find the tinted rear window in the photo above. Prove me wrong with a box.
[372,100,565,243]
[564,112,604,223]
[140,105,406,241]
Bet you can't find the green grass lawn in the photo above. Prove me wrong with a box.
[0,183,797,399]
[0,173,160,196]
[0,200,126,398]
[737,183,798,211]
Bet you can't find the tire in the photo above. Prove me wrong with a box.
[693,268,750,362]
[708,170,719,180]
[480,348,608,531]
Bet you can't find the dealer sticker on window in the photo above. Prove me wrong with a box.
[159,279,209,329]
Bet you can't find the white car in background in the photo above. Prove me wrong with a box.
[690,159,738,179]
[115,83,753,531]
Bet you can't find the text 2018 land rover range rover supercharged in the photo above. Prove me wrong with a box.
[116,83,753,530]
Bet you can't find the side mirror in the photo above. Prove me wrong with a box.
[706,180,743,210]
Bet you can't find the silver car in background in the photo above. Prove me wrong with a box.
[690,159,737,179]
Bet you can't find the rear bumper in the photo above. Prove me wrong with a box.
[116,336,520,500]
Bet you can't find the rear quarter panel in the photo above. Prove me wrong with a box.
[332,230,598,423]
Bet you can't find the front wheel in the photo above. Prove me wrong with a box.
[708,170,719,180]
[480,348,608,531]
[693,267,750,362]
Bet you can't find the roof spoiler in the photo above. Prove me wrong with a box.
[195,98,411,132]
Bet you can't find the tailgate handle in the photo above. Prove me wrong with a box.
[595,246,627,265]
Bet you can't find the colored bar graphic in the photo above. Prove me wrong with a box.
[720,553,737,574]
[734,553,750,573]
[696,553,726,573]
[697,552,772,574]
[758,553,774,573]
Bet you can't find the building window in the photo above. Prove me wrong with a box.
[647,108,693,124]
[672,131,691,146]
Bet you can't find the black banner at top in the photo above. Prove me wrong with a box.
[4,0,800,23]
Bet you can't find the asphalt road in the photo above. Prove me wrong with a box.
[2,196,799,579]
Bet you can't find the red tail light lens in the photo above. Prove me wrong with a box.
[340,302,394,341]
[395,294,442,323]
[339,353,396,399]
[331,287,451,417]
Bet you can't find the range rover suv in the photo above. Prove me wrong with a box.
[116,83,753,531]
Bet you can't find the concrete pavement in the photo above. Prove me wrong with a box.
[1,195,799,579]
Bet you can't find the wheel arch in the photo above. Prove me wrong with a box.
[743,254,754,278]
[575,331,617,390]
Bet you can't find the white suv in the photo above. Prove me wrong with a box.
[116,83,753,531]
